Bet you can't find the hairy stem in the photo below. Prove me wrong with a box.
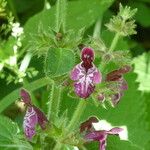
[47,82,62,120]
[47,80,55,120]
[109,33,120,52]
[0,77,53,113]
[66,99,87,132]
[55,0,67,32]
[93,16,103,38]
[53,142,62,150]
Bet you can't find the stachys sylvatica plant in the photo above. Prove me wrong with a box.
[0,0,140,150]
[18,1,137,149]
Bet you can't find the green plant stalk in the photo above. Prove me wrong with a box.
[66,99,87,132]
[109,33,120,52]
[55,0,67,32]
[53,142,62,150]
[55,86,62,117]
[47,80,55,120]
[93,16,103,38]
[47,83,62,120]
[0,77,52,113]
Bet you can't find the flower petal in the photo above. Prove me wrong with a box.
[111,92,122,106]
[80,116,98,133]
[70,64,83,81]
[119,78,128,90]
[71,64,101,98]
[23,107,38,139]
[92,120,113,131]
[99,139,106,150]
[90,66,102,84]
[33,106,48,130]
[85,131,107,141]
[20,88,32,105]
[74,82,95,98]
[107,127,123,135]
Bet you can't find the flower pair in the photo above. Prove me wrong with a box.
[20,88,48,140]
[80,117,128,150]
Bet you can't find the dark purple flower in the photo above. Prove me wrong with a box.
[105,65,131,106]
[70,47,102,99]
[80,116,99,133]
[85,128,123,150]
[20,88,48,140]
[97,93,105,102]
[84,119,128,150]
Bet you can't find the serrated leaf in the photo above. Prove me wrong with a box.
[24,0,114,43]
[0,115,32,150]
[133,52,150,92]
[45,48,75,77]
[0,115,18,140]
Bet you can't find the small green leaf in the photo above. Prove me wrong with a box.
[133,52,150,92]
[0,115,32,150]
[45,48,75,77]
[0,115,18,140]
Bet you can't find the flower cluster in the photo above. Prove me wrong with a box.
[70,47,102,99]
[20,88,48,139]
[105,4,137,36]
[98,65,131,107]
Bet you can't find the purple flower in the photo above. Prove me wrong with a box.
[105,65,131,106]
[70,47,102,99]
[20,89,48,140]
[85,128,123,150]
[83,118,128,150]
[80,116,98,133]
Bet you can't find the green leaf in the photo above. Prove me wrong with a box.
[0,115,32,150]
[133,52,150,92]
[0,115,18,140]
[0,77,52,113]
[45,48,75,77]
[24,0,114,43]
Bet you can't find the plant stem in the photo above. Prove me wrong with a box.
[53,142,62,150]
[66,99,87,132]
[55,86,62,117]
[47,82,62,120]
[55,0,67,32]
[47,80,55,120]
[0,77,53,113]
[109,33,120,52]
[93,16,103,38]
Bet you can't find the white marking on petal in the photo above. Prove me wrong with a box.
[92,120,128,141]
[92,120,113,131]
[118,126,128,140]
